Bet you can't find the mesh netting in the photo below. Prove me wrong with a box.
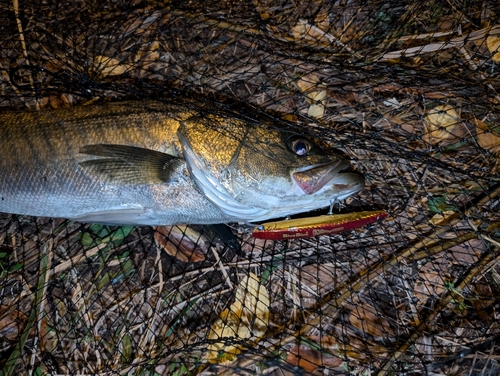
[1,1,500,375]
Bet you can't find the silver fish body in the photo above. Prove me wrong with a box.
[0,101,364,225]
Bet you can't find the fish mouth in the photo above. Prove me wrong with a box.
[293,161,365,195]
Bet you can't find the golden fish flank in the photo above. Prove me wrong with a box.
[0,101,365,225]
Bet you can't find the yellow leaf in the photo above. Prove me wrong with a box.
[206,273,269,363]
[307,103,325,118]
[476,117,500,154]
[309,89,326,102]
[314,11,330,32]
[134,41,161,64]
[429,210,455,225]
[291,20,309,40]
[297,74,327,118]
[94,55,128,77]
[424,105,460,143]
[297,74,320,94]
[486,36,500,63]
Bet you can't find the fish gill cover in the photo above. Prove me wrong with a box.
[0,0,500,375]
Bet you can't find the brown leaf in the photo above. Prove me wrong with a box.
[287,344,343,373]
[298,264,337,309]
[374,113,416,134]
[154,225,208,262]
[297,74,320,97]
[46,94,75,109]
[446,239,484,265]
[40,316,58,353]
[349,302,394,337]
[0,305,28,341]
[241,235,275,253]
[310,334,388,361]
[471,281,496,320]
[428,210,456,225]
[475,117,500,154]
[414,259,447,305]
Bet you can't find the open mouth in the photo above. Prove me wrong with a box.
[293,161,365,195]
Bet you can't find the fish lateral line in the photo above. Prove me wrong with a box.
[252,210,389,240]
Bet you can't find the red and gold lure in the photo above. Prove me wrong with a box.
[252,210,388,240]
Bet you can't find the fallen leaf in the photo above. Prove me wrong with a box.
[154,225,208,262]
[475,117,500,154]
[471,280,496,321]
[46,94,75,109]
[374,113,416,134]
[297,73,320,94]
[291,19,311,41]
[0,306,28,341]
[297,264,337,308]
[206,273,269,363]
[134,40,161,64]
[314,11,330,32]
[252,0,274,20]
[241,235,275,253]
[40,316,58,353]
[307,103,325,118]
[429,210,456,225]
[291,19,331,44]
[486,36,500,62]
[383,97,402,108]
[94,55,129,78]
[414,259,447,305]
[287,344,343,373]
[311,334,388,361]
[297,74,327,119]
[424,105,460,144]
[427,196,457,214]
[446,239,483,265]
[349,302,394,337]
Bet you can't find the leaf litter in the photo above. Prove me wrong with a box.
[0,0,500,375]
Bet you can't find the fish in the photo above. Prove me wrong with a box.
[0,100,365,225]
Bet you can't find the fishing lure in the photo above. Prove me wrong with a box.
[252,210,388,240]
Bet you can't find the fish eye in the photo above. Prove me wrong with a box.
[289,137,311,156]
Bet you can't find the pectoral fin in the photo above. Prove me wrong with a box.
[80,144,181,184]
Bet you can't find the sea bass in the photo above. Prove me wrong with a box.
[0,101,364,225]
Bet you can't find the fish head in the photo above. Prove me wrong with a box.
[178,114,365,221]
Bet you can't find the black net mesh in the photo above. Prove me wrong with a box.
[1,1,500,375]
